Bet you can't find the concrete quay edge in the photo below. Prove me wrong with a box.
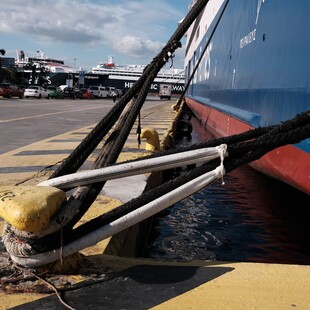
[0,101,309,309]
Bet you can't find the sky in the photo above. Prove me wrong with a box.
[0,0,190,71]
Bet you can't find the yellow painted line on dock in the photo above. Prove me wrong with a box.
[0,102,310,309]
[0,125,92,185]
[0,102,177,185]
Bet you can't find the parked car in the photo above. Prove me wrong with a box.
[47,85,64,99]
[59,85,69,91]
[116,89,123,97]
[24,85,50,99]
[0,83,12,98]
[81,88,95,99]
[88,86,108,98]
[0,83,24,98]
[106,86,117,98]
[62,87,83,99]
[10,84,24,98]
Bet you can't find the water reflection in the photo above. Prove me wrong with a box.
[145,117,310,265]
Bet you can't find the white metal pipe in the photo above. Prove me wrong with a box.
[38,144,227,189]
[13,144,228,240]
[10,164,226,268]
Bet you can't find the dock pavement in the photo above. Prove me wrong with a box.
[0,101,309,309]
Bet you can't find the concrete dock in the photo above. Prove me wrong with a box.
[6,258,310,310]
[0,99,309,309]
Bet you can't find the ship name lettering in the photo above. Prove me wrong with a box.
[82,75,99,79]
[172,85,185,92]
[240,29,256,49]
[125,82,134,88]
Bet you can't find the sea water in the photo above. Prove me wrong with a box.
[145,117,310,265]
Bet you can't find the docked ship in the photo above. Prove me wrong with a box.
[14,50,185,95]
[14,50,109,87]
[92,56,185,96]
[15,50,73,73]
[184,0,310,195]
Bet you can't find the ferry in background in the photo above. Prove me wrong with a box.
[92,56,185,96]
[14,49,108,87]
[184,0,310,195]
[13,51,185,96]
[15,50,73,73]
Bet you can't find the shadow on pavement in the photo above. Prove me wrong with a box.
[10,264,234,310]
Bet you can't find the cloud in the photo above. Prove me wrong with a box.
[0,0,186,66]
[112,36,163,58]
[0,1,115,43]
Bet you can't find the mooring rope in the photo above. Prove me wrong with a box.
[63,74,172,233]
[56,111,310,247]
[2,1,214,255]
[47,0,213,234]
[9,162,227,268]
[50,0,211,179]
[3,0,309,267]
[4,111,309,258]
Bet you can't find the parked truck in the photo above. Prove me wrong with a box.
[159,84,172,100]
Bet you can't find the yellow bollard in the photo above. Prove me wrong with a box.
[140,128,160,152]
[171,103,179,112]
[0,185,66,232]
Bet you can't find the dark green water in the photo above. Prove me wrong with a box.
[145,117,310,265]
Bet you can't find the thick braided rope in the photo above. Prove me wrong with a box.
[4,1,218,255]
[15,112,309,253]
[51,0,212,228]
[50,76,148,178]
[65,121,310,245]
[63,70,174,231]
[4,1,235,255]
[50,0,210,179]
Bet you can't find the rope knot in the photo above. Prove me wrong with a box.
[163,40,182,63]
[216,144,228,185]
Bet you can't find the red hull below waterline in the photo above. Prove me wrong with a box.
[186,98,310,195]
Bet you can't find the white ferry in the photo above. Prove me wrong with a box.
[15,50,74,73]
[92,56,185,95]
[14,50,185,95]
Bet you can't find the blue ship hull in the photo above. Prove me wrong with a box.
[184,0,310,194]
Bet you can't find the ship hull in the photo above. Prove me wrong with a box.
[184,0,310,194]
[105,76,185,96]
[48,72,184,96]
[186,97,310,194]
